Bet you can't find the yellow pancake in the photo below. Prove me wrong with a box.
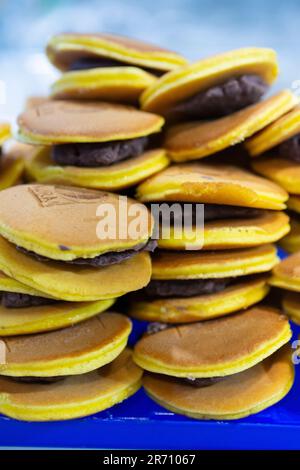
[0,298,115,336]
[0,312,131,377]
[129,275,269,323]
[26,146,169,191]
[0,236,151,301]
[141,48,278,114]
[17,100,164,145]
[133,306,291,377]
[270,251,300,292]
[288,196,300,214]
[252,156,300,195]
[0,123,11,145]
[0,348,142,421]
[0,184,153,260]
[136,163,288,210]
[163,91,297,161]
[47,33,187,72]
[143,346,293,420]
[152,245,278,280]
[282,292,300,324]
[280,217,300,254]
[246,105,300,156]
[51,67,156,102]
[158,210,290,250]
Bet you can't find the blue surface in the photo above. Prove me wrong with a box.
[1,248,300,450]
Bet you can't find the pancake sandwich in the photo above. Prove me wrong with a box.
[133,307,293,420]
[19,100,169,190]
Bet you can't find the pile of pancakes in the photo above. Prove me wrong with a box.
[0,32,297,422]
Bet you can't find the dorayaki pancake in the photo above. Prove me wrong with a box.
[51,66,157,102]
[163,91,297,161]
[252,156,300,195]
[0,122,11,146]
[143,346,293,420]
[141,48,278,116]
[136,163,288,210]
[0,184,153,261]
[26,146,169,191]
[133,306,291,377]
[47,33,187,73]
[17,100,164,145]
[282,292,300,324]
[129,275,269,323]
[288,196,300,214]
[151,245,278,280]
[0,348,142,421]
[24,96,50,110]
[270,251,300,292]
[246,105,300,157]
[158,210,290,250]
[0,235,151,301]
[0,312,131,377]
[280,217,300,254]
[0,298,115,336]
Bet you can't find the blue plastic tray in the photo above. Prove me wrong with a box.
[1,249,300,450]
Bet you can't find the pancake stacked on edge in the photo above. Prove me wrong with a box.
[20,100,169,190]
[129,163,289,323]
[0,182,153,420]
[140,47,297,162]
[246,106,300,253]
[47,33,187,102]
[133,307,292,420]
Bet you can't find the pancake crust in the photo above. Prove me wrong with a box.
[51,67,157,102]
[18,100,164,145]
[136,163,288,210]
[252,156,300,195]
[0,312,131,377]
[270,252,300,292]
[152,245,278,280]
[141,48,278,114]
[246,105,300,156]
[143,346,293,420]
[129,276,269,323]
[0,298,115,336]
[0,184,153,260]
[0,349,142,421]
[158,210,290,250]
[47,33,187,72]
[283,292,300,325]
[133,306,291,377]
[0,236,152,301]
[26,146,170,191]
[163,91,297,161]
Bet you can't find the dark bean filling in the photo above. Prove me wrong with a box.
[16,238,157,268]
[278,134,300,163]
[9,376,64,384]
[143,277,231,299]
[52,136,149,168]
[68,56,165,77]
[170,74,268,119]
[182,376,226,387]
[1,292,58,309]
[153,202,261,227]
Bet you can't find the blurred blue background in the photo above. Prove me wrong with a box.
[0,0,300,123]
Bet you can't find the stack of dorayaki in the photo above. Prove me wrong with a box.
[0,33,298,422]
